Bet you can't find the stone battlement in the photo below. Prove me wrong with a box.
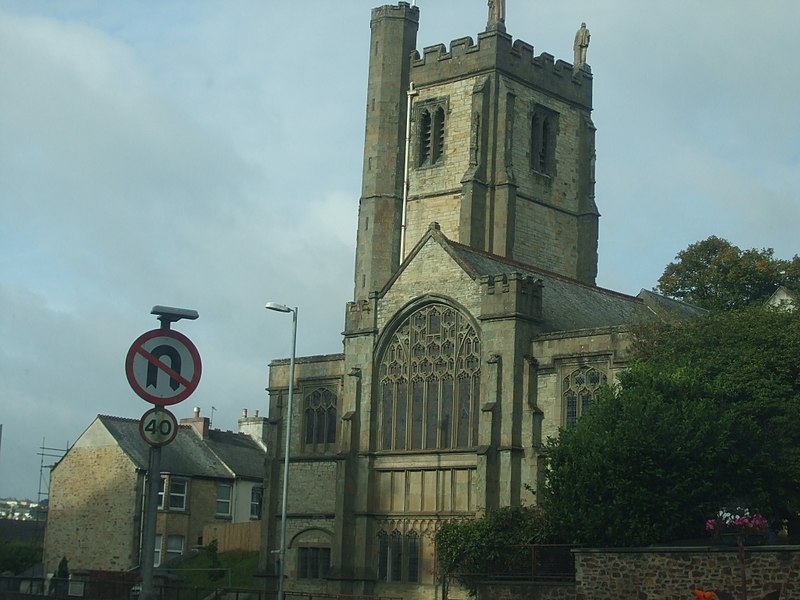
[410,30,591,108]
[370,2,419,25]
[479,272,543,322]
[344,298,378,336]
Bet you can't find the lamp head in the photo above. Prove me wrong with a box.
[265,302,292,313]
[151,305,199,325]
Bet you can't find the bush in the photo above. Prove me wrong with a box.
[0,541,42,575]
[436,505,548,595]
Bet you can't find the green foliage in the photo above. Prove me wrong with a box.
[543,305,800,547]
[55,556,69,579]
[167,549,259,589]
[436,505,548,594]
[656,235,800,311]
[205,540,224,581]
[0,540,42,575]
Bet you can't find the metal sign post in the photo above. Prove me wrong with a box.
[127,306,200,600]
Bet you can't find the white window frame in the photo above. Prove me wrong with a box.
[154,533,162,566]
[168,478,187,511]
[216,484,232,516]
[166,535,184,563]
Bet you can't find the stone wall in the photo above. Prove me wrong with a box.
[468,547,800,600]
[574,546,800,600]
[44,441,141,572]
[477,581,575,600]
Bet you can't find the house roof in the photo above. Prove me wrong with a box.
[97,415,265,480]
[393,224,702,333]
[202,429,267,479]
[766,285,798,309]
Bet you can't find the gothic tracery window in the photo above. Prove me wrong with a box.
[563,366,607,428]
[304,387,337,452]
[378,303,480,451]
[376,529,420,583]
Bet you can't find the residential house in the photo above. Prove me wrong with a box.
[766,286,797,310]
[43,408,268,574]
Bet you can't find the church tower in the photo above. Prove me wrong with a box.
[264,5,657,600]
[353,3,420,302]
[354,1,599,300]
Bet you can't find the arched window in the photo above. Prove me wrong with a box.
[376,529,421,583]
[433,106,446,164]
[294,528,333,580]
[304,387,337,452]
[378,303,480,450]
[419,110,432,165]
[563,366,606,428]
[531,107,558,175]
[406,531,420,583]
[417,102,446,167]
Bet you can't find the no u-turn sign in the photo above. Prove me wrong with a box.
[125,328,202,405]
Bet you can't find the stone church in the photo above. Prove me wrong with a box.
[262,3,694,598]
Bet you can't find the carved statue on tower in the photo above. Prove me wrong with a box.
[573,22,590,66]
[487,0,506,30]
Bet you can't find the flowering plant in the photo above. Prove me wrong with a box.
[705,507,768,535]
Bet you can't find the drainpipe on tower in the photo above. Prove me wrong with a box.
[401,81,418,260]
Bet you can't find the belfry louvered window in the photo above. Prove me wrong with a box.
[563,366,607,428]
[378,303,480,450]
[417,102,446,167]
[419,110,432,165]
[531,106,558,175]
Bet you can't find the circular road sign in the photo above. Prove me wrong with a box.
[139,406,179,447]
[126,328,202,406]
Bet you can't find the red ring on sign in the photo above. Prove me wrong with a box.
[125,328,202,406]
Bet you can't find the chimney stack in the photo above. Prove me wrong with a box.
[238,407,268,448]
[180,407,210,439]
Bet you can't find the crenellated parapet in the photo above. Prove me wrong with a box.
[370,1,419,24]
[344,298,378,336]
[479,272,543,322]
[410,29,591,108]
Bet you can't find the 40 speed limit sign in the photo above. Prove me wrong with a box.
[139,407,179,447]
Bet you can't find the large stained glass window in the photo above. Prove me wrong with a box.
[378,303,480,450]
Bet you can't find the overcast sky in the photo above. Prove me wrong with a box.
[1,0,798,501]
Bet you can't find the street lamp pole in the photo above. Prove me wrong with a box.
[265,302,297,600]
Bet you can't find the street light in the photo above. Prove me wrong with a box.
[265,302,297,600]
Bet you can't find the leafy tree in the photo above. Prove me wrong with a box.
[436,505,548,595]
[543,305,800,547]
[656,236,800,311]
[0,540,42,575]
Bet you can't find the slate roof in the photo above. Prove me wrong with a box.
[443,238,645,333]
[97,415,265,480]
[637,288,708,320]
[203,429,267,480]
[396,226,704,334]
